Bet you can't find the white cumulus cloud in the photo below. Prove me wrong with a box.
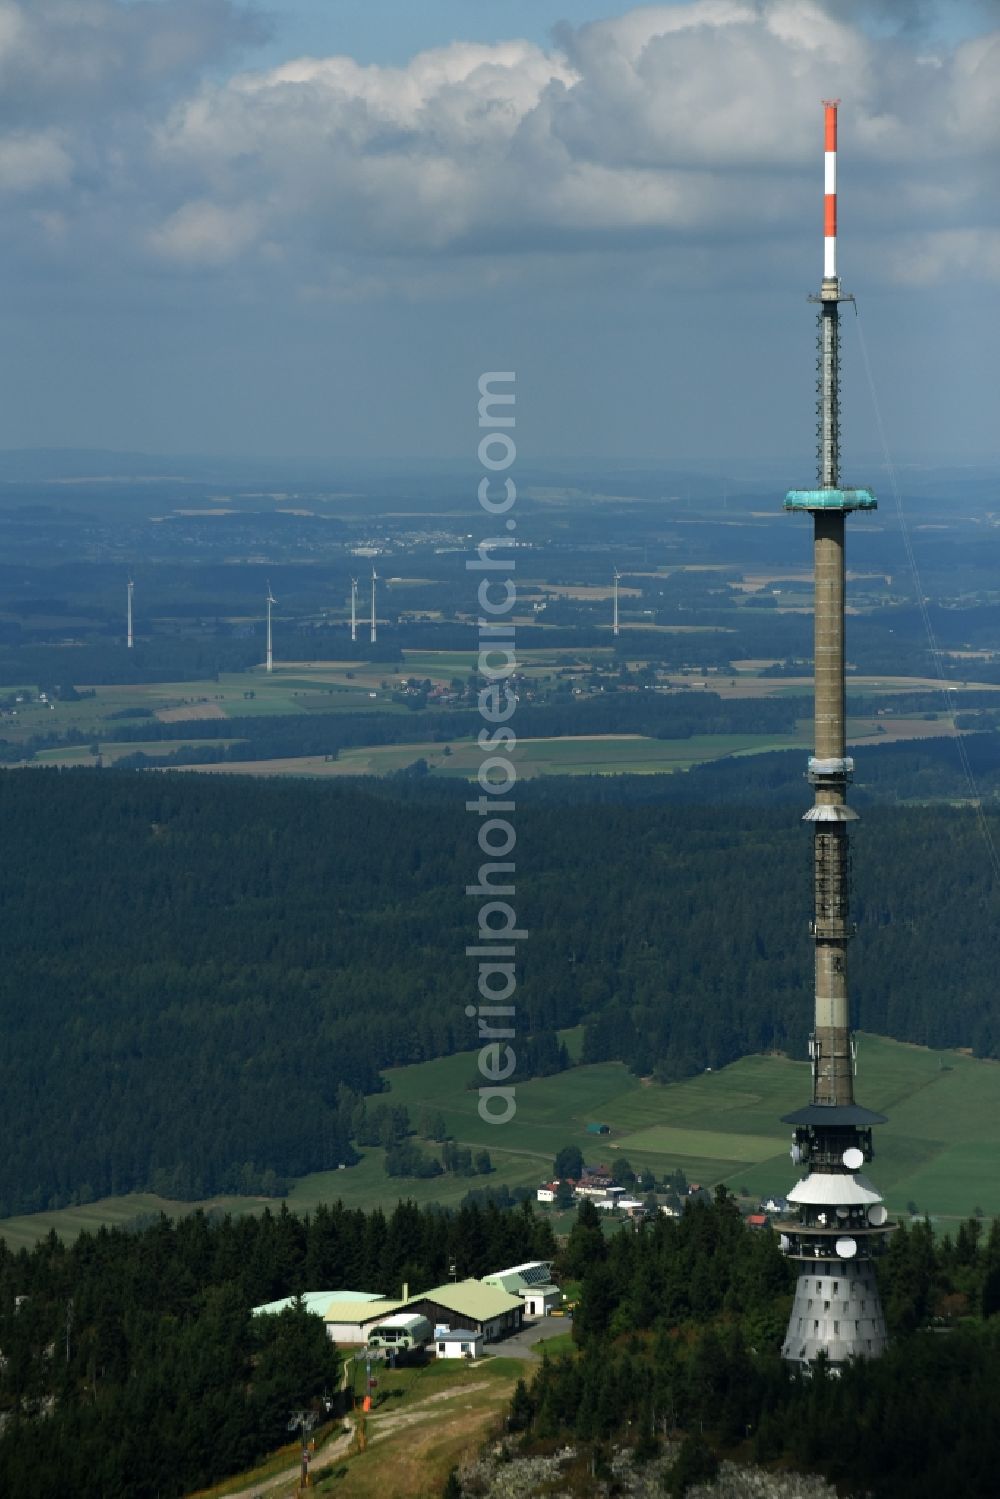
[0,0,996,290]
[139,0,1000,284]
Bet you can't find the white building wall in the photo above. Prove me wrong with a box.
[325,1321,372,1344]
[435,1335,482,1359]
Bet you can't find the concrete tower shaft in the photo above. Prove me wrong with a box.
[814,514,846,765]
[807,371,854,1106]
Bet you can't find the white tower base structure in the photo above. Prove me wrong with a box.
[779,1167,889,1362]
[776,101,893,1366]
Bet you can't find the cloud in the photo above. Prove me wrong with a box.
[0,131,71,192]
[890,227,1000,283]
[141,0,999,284]
[146,197,262,265]
[0,0,997,292]
[0,0,263,124]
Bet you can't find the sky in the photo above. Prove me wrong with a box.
[0,0,997,467]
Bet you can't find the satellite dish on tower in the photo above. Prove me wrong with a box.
[835,1236,858,1259]
[842,1146,864,1171]
[868,1204,888,1227]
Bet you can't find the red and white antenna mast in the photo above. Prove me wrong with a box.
[823,98,839,286]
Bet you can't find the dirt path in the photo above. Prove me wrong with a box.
[215,1419,356,1499]
[366,1379,494,1443]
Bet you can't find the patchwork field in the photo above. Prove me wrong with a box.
[169,730,804,780]
[704,673,1000,700]
[34,738,242,766]
[4,1034,1000,1250]
[315,1034,1000,1224]
[0,1191,272,1254]
[158,715,960,781]
[5,647,994,774]
[291,1034,1000,1223]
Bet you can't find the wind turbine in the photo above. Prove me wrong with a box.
[370,568,378,645]
[265,581,276,673]
[127,578,134,650]
[612,567,620,638]
[350,578,358,643]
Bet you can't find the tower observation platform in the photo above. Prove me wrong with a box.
[784,488,876,512]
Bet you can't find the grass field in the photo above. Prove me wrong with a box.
[294,1035,1000,1222]
[34,738,244,766]
[158,713,962,782]
[190,1356,525,1499]
[315,1356,524,1499]
[5,1035,1000,1251]
[700,673,1000,701]
[169,730,806,780]
[294,1034,1000,1224]
[259,1359,524,1499]
[0,668,412,747]
[0,1191,271,1253]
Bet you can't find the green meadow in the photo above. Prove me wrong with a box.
[179,730,806,780]
[4,1034,999,1249]
[291,1034,1000,1223]
[0,1192,269,1254]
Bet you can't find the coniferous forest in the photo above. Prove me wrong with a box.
[0,766,997,1214]
[0,1198,555,1497]
[508,1193,1000,1499]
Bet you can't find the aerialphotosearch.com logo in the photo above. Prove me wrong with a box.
[466,371,522,1126]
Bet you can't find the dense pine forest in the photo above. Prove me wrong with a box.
[508,1194,1000,1498]
[0,767,998,1213]
[0,1198,555,1497]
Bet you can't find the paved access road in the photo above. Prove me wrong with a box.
[497,1314,573,1362]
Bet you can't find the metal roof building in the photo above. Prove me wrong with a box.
[482,1260,562,1317]
[252,1290,385,1319]
[401,1278,523,1342]
[323,1296,402,1345]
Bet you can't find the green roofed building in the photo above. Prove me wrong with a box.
[401,1278,523,1342]
[323,1295,401,1344]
